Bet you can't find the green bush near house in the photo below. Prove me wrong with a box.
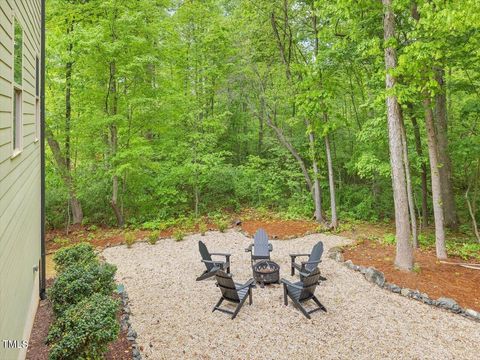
[53,242,97,273]
[47,293,119,360]
[48,262,117,316]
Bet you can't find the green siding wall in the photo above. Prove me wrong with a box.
[0,0,42,359]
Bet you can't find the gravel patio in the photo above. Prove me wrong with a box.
[102,231,480,360]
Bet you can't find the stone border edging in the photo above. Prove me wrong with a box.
[327,247,480,322]
[119,288,142,360]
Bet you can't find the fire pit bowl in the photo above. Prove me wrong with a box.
[252,260,280,288]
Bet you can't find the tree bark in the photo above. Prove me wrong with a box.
[424,97,447,259]
[434,69,458,229]
[107,61,124,227]
[266,114,313,194]
[45,125,83,224]
[409,105,429,226]
[383,0,413,270]
[306,119,323,223]
[324,126,338,228]
[465,159,480,243]
[400,114,418,248]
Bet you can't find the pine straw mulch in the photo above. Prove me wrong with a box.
[343,240,480,312]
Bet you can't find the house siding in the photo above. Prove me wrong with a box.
[0,0,42,359]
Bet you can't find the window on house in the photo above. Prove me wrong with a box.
[13,89,22,151]
[35,56,40,141]
[14,19,22,85]
[12,19,23,154]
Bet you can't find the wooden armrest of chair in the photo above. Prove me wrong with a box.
[280,278,303,290]
[236,278,255,290]
[290,253,310,259]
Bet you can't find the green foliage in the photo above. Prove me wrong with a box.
[216,219,228,233]
[418,233,435,249]
[173,229,185,241]
[53,243,97,273]
[382,233,396,246]
[148,231,159,245]
[199,222,208,236]
[47,293,119,360]
[447,242,480,260]
[412,263,422,274]
[52,237,70,248]
[124,232,136,248]
[48,262,117,316]
[44,0,480,255]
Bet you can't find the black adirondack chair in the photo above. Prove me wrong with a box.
[196,241,231,281]
[245,228,272,263]
[212,271,255,319]
[290,241,324,279]
[281,267,326,319]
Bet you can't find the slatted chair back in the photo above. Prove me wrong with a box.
[215,271,240,302]
[199,241,214,271]
[306,241,324,272]
[298,268,321,301]
[253,228,269,258]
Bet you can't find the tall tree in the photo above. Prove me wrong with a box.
[382,0,413,270]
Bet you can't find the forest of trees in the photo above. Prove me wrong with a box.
[45,0,480,269]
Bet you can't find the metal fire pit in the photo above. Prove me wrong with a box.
[252,260,280,288]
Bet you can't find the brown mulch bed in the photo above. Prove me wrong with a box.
[343,240,480,312]
[26,284,131,360]
[241,219,318,239]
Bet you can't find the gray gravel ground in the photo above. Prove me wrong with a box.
[103,230,480,360]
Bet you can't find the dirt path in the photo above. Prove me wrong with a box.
[103,231,480,360]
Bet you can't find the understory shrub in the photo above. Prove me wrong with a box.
[173,229,185,241]
[53,243,97,273]
[48,262,117,316]
[148,230,159,245]
[47,293,119,360]
[124,232,136,248]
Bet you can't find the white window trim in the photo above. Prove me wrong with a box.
[34,55,40,143]
[11,14,23,158]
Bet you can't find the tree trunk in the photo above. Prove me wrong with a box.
[409,105,429,226]
[434,69,458,229]
[383,0,413,270]
[400,115,418,248]
[306,119,323,223]
[45,125,83,224]
[465,159,480,243]
[258,96,264,154]
[424,97,447,259]
[266,114,313,193]
[108,61,124,227]
[325,129,338,228]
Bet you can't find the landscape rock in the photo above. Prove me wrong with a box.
[364,267,385,287]
[437,297,462,313]
[127,328,137,339]
[400,288,411,297]
[344,260,354,269]
[359,266,367,274]
[132,348,141,359]
[465,309,480,320]
[389,284,401,293]
[328,246,343,258]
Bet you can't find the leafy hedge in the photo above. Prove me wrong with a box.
[48,262,117,316]
[47,293,119,360]
[53,242,97,273]
[47,243,119,360]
